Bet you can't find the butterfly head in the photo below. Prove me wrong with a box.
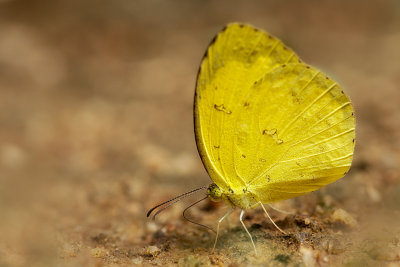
[207,183,222,201]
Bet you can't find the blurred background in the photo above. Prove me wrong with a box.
[0,0,399,266]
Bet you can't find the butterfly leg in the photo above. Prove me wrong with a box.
[212,208,234,252]
[239,210,257,255]
[260,202,287,234]
[267,203,293,215]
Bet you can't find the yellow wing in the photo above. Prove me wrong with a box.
[194,23,301,192]
[194,23,355,203]
[240,63,355,202]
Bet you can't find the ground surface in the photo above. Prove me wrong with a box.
[1,0,400,266]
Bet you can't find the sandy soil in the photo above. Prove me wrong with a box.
[1,0,400,266]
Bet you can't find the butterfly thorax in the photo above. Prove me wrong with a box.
[207,183,259,210]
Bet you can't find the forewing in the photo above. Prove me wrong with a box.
[194,23,300,191]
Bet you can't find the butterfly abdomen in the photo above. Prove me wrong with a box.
[224,189,259,210]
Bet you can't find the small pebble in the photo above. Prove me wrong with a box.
[146,221,158,233]
[132,256,143,265]
[322,255,329,262]
[332,208,357,228]
[322,195,334,206]
[322,239,346,254]
[300,246,316,267]
[366,185,381,203]
[315,205,324,214]
[144,245,161,256]
[90,247,108,258]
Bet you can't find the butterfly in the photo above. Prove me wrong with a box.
[148,23,355,254]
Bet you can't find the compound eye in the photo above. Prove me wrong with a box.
[207,183,222,201]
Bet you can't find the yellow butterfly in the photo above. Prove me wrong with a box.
[148,23,355,254]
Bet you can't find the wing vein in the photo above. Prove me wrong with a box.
[248,112,354,186]
[280,79,337,137]
[280,139,354,163]
[302,128,355,151]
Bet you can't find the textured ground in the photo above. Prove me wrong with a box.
[1,0,400,266]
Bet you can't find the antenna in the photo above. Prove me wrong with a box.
[147,186,207,220]
[183,196,216,233]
